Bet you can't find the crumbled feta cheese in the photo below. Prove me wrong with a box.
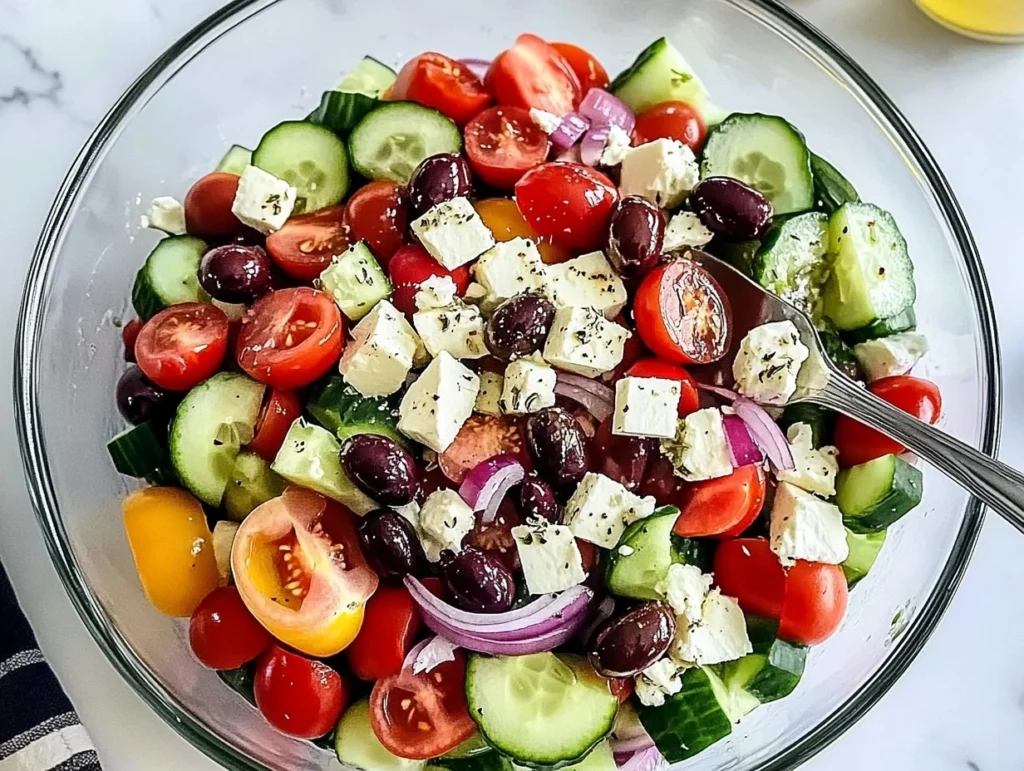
[415,275,459,311]
[563,472,656,549]
[660,408,733,482]
[778,422,839,497]
[663,211,713,252]
[672,590,753,667]
[770,482,850,566]
[141,196,186,235]
[511,517,586,595]
[618,544,635,557]
[542,306,630,377]
[613,377,680,440]
[413,304,489,360]
[529,108,563,134]
[547,251,627,319]
[500,359,557,415]
[391,501,421,527]
[853,333,930,382]
[600,125,633,167]
[338,300,421,397]
[634,658,684,707]
[419,489,476,562]
[474,371,504,416]
[732,320,810,405]
[398,351,480,452]
[463,282,488,303]
[657,563,713,624]
[410,197,495,270]
[619,139,700,209]
[473,237,549,308]
[231,165,297,233]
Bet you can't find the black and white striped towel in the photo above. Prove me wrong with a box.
[0,565,99,771]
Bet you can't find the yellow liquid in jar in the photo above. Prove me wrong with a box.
[915,0,1024,40]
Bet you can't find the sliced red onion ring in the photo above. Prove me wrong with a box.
[723,414,764,467]
[458,58,491,80]
[732,397,794,471]
[556,144,583,164]
[405,576,564,626]
[408,635,459,674]
[579,88,636,133]
[610,730,655,756]
[580,124,610,166]
[615,746,667,771]
[555,372,614,422]
[550,112,591,151]
[427,622,581,657]
[696,383,740,401]
[458,454,524,524]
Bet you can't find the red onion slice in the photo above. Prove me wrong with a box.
[581,125,610,166]
[458,455,524,524]
[696,383,740,401]
[550,112,591,151]
[406,576,562,626]
[458,58,491,80]
[428,621,582,657]
[732,397,794,471]
[579,88,636,134]
[723,414,764,467]
[610,730,656,756]
[407,635,458,674]
[616,747,667,771]
[555,372,614,422]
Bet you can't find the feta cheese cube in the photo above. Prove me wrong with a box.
[511,517,586,595]
[542,306,630,377]
[473,237,549,307]
[419,489,476,562]
[339,300,420,397]
[778,422,839,498]
[564,472,656,548]
[634,658,684,708]
[853,333,929,382]
[475,371,504,416]
[600,124,633,167]
[672,590,753,667]
[410,197,495,270]
[547,251,627,319]
[500,359,557,415]
[141,196,186,235]
[529,108,563,134]
[663,211,713,252]
[613,377,680,439]
[657,563,712,624]
[231,165,297,233]
[413,304,489,360]
[770,482,850,566]
[619,139,699,209]
[415,275,459,311]
[732,320,810,405]
[660,408,733,482]
[398,351,480,452]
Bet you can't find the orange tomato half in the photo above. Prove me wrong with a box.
[474,198,570,265]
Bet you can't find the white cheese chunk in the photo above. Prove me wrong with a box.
[613,377,680,439]
[419,489,476,563]
[663,211,713,252]
[619,139,700,209]
[413,304,489,360]
[778,422,840,498]
[542,306,630,377]
[672,590,753,667]
[634,658,684,708]
[732,320,810,405]
[410,197,495,270]
[141,196,187,235]
[473,237,549,308]
[770,482,850,566]
[853,333,930,382]
[231,165,297,234]
[660,407,733,482]
[511,517,587,595]
[657,563,712,624]
[474,371,504,416]
[600,124,633,167]
[564,472,656,549]
[547,251,627,319]
[398,351,480,452]
[339,300,421,397]
[415,275,459,311]
[529,108,563,134]
[500,359,557,415]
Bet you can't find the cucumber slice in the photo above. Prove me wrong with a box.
[777,403,834,448]
[216,144,253,175]
[707,238,760,277]
[223,451,285,522]
[836,454,923,533]
[609,38,710,114]
[107,421,169,478]
[720,617,807,703]
[252,121,350,213]
[131,235,209,320]
[822,203,916,330]
[306,374,406,448]
[319,241,392,321]
[311,90,380,136]
[338,56,397,97]
[441,733,492,760]
[751,212,830,320]
[811,153,859,214]
[842,528,887,587]
[844,307,917,344]
[818,321,864,382]
[349,102,462,185]
[700,114,815,215]
[335,699,424,771]
[169,373,265,506]
[465,653,617,768]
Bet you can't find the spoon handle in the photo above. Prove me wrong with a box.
[815,376,1024,532]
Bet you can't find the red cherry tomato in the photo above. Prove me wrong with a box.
[184,172,242,238]
[515,162,618,251]
[346,585,421,681]
[387,244,470,318]
[188,586,272,670]
[486,34,581,115]
[834,376,942,467]
[344,181,409,268]
[236,288,344,389]
[633,101,707,153]
[437,414,531,484]
[254,645,347,739]
[134,303,229,391]
[551,42,610,92]
[673,465,767,538]
[265,205,349,282]
[464,107,550,191]
[464,498,523,573]
[390,53,492,126]
[627,358,700,415]
[713,537,787,620]
[777,560,849,645]
[122,318,143,363]
[634,260,732,365]
[247,389,303,462]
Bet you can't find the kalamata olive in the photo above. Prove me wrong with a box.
[589,602,676,678]
[518,473,560,522]
[689,177,772,240]
[198,243,273,304]
[340,434,420,505]
[115,366,172,425]
[606,196,665,279]
[592,419,657,491]
[407,154,473,218]
[357,509,427,582]
[485,292,556,362]
[525,407,591,497]
[438,547,516,613]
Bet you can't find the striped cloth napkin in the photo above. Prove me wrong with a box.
[0,565,100,771]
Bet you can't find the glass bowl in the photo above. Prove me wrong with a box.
[14,0,1001,769]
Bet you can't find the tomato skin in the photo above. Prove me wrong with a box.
[344,182,409,267]
[134,303,229,391]
[626,358,700,415]
[486,34,581,115]
[347,586,421,681]
[552,42,609,92]
[713,537,787,620]
[265,205,348,282]
[390,53,492,126]
[247,389,303,462]
[778,561,848,645]
[254,645,347,739]
[189,586,272,670]
[184,172,242,238]
[122,319,142,362]
[834,376,942,466]
[633,101,707,152]
[474,198,570,265]
[674,464,767,538]
[514,162,618,251]
[437,414,531,484]
[464,107,550,191]
[387,245,470,318]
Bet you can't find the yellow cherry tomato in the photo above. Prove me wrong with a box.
[474,198,571,265]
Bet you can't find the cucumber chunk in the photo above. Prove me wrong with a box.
[818,321,864,382]
[252,121,350,212]
[338,56,397,97]
[700,114,815,215]
[837,454,923,533]
[306,374,406,448]
[844,307,917,344]
[311,90,380,136]
[349,102,462,185]
[216,144,253,175]
[842,528,887,587]
[107,421,170,479]
[811,153,859,214]
[720,617,807,704]
[131,235,210,320]
[752,212,830,320]
[319,241,392,321]
[335,699,424,771]
[427,743,614,771]
[609,38,710,114]
[223,451,286,521]
[777,403,834,448]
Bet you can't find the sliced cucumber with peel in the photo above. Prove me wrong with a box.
[252,121,350,212]
[349,102,462,185]
[223,451,285,522]
[752,212,830,320]
[837,453,923,533]
[216,144,253,175]
[319,241,392,321]
[337,56,397,96]
[842,528,887,587]
[131,235,209,320]
[107,421,170,479]
[604,507,707,600]
[609,37,710,113]
[811,152,859,214]
[306,374,406,448]
[312,57,398,135]
[844,307,917,344]
[334,699,424,771]
[719,616,807,704]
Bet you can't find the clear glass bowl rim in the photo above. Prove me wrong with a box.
[13,0,1002,769]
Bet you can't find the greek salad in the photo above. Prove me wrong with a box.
[109,33,941,770]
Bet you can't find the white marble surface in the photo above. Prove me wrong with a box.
[0,0,1022,769]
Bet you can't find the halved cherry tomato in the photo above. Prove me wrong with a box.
[231,487,379,657]
[552,42,609,93]
[464,107,550,191]
[627,358,700,415]
[390,53,492,126]
[236,288,344,389]
[370,649,476,759]
[834,375,942,467]
[777,560,848,645]
[474,198,570,265]
[344,181,409,267]
[255,645,347,739]
[387,244,470,318]
[123,487,220,617]
[634,259,732,365]
[673,465,767,538]
[247,389,303,462]
[189,586,272,670]
[486,34,581,115]
[265,205,349,282]
[606,676,634,704]
[346,585,421,681]
[465,498,522,573]
[515,162,618,251]
[633,101,707,153]
[437,414,531,483]
[184,172,242,238]
[121,318,142,362]
[713,537,787,620]
[135,303,229,391]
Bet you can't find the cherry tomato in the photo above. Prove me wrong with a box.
[387,244,470,318]
[634,260,732,365]
[464,498,522,573]
[633,101,707,152]
[713,537,787,620]
[437,414,531,484]
[247,389,303,462]
[608,328,653,382]
[184,172,242,238]
[834,376,942,467]
[232,487,379,657]
[123,487,220,617]
[464,107,550,191]
[673,465,767,538]
[370,649,476,759]
[514,162,618,251]
[236,288,344,389]
[121,318,142,362]
[390,53,492,126]
[189,586,272,670]
[254,645,347,739]
[344,181,409,267]
[346,585,421,681]
[486,34,581,115]
[265,205,349,282]
[552,42,610,92]
[627,358,700,415]
[474,198,570,265]
[777,560,849,645]
[606,676,634,704]
[134,303,229,391]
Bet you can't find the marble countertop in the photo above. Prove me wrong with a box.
[1,0,1022,769]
